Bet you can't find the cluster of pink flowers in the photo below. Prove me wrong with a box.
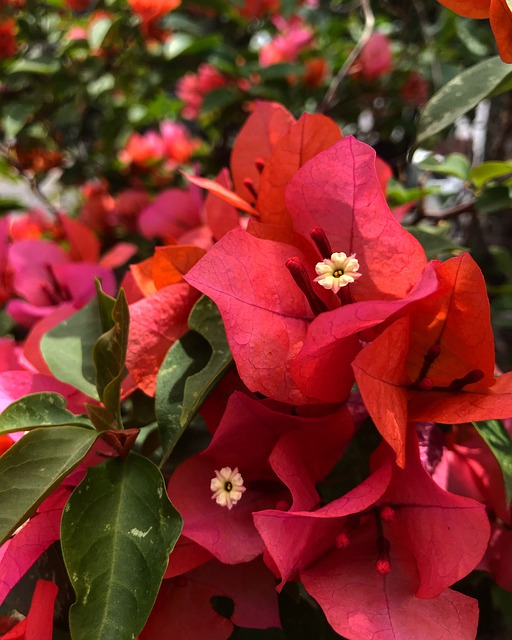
[118,120,200,170]
[176,63,228,120]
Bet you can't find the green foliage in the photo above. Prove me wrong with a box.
[41,300,102,400]
[416,56,512,148]
[473,420,512,506]
[0,392,92,436]
[155,296,232,466]
[417,153,471,181]
[93,285,129,427]
[0,426,98,545]
[61,453,182,640]
[404,225,466,260]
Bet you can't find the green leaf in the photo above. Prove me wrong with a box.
[185,296,233,426]
[201,86,241,112]
[470,161,512,189]
[162,33,193,59]
[61,452,182,640]
[155,332,211,466]
[415,56,512,149]
[475,186,512,214]
[88,17,113,51]
[0,393,92,436]
[41,299,101,400]
[86,403,115,431]
[404,226,466,260]
[0,426,98,546]
[2,103,34,138]
[93,288,129,422]
[9,58,60,75]
[155,297,232,466]
[473,420,512,506]
[417,153,471,181]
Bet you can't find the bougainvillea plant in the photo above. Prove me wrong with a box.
[2,0,512,639]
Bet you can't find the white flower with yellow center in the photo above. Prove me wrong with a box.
[314,252,362,294]
[210,466,246,510]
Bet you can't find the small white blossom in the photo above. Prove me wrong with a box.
[210,466,246,510]
[314,252,362,293]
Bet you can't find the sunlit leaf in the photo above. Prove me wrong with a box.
[0,426,98,545]
[0,392,92,436]
[41,300,101,400]
[62,453,182,640]
[415,56,512,149]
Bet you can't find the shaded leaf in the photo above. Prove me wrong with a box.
[155,332,211,466]
[201,87,241,112]
[41,299,101,400]
[473,419,512,506]
[86,403,115,431]
[475,186,512,214]
[404,226,466,259]
[93,287,129,422]
[0,426,98,546]
[61,452,182,640]
[184,296,232,427]
[0,392,92,436]
[415,56,512,149]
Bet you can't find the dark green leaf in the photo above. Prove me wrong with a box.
[404,226,466,260]
[61,453,182,640]
[93,288,129,422]
[41,299,101,400]
[86,403,115,432]
[475,186,512,215]
[417,153,471,181]
[184,296,232,427]
[155,332,211,466]
[0,426,98,546]
[201,86,241,112]
[2,103,34,138]
[0,393,92,436]
[473,420,512,506]
[155,296,232,466]
[415,56,512,149]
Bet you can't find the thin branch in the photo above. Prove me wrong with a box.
[0,144,60,218]
[316,0,375,114]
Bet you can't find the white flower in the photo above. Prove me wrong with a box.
[314,252,362,294]
[210,466,246,510]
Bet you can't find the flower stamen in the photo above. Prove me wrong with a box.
[314,252,362,294]
[210,466,246,510]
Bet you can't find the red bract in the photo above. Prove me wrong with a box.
[140,558,280,640]
[0,19,16,59]
[254,433,488,639]
[1,580,57,640]
[124,246,204,395]
[186,136,434,404]
[353,252,512,465]
[167,392,353,563]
